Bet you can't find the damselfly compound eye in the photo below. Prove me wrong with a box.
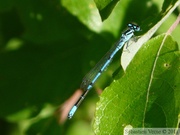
[127,23,140,32]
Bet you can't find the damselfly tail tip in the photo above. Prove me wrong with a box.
[68,106,77,119]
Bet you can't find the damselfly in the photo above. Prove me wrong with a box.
[68,23,141,119]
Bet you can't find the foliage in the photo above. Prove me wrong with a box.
[0,0,179,135]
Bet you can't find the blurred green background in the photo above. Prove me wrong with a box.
[0,0,179,134]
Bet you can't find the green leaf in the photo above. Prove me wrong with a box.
[121,0,180,69]
[61,0,102,32]
[94,0,119,20]
[94,0,116,10]
[162,0,178,11]
[93,34,180,134]
[0,0,180,134]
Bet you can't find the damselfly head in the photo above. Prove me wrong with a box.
[127,23,140,32]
